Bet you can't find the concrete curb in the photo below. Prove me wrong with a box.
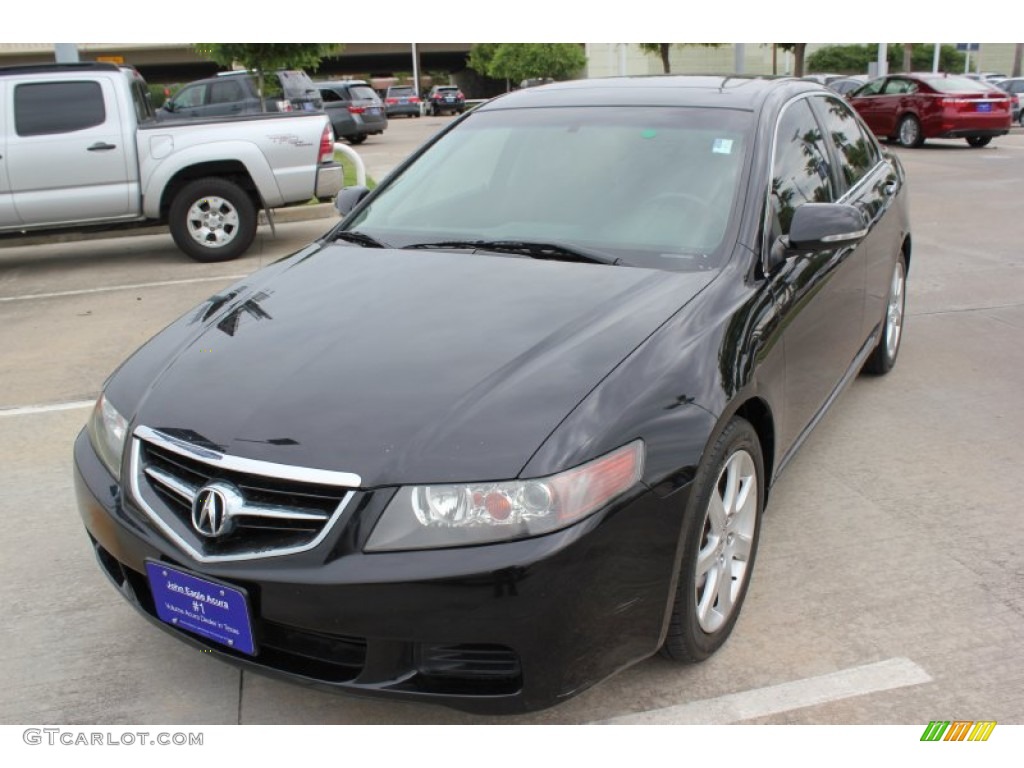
[0,202,339,249]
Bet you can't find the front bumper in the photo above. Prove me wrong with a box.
[74,429,689,714]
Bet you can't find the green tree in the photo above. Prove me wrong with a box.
[193,43,341,110]
[468,43,585,84]
[777,43,808,78]
[806,44,964,75]
[638,43,723,74]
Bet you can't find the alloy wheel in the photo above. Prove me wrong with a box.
[186,196,240,248]
[885,259,906,360]
[694,449,758,633]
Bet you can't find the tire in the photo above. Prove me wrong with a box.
[661,417,764,663]
[965,136,992,148]
[897,115,924,148]
[168,178,257,263]
[863,253,907,375]
[348,134,367,145]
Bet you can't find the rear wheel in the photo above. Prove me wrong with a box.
[661,417,763,662]
[897,115,924,148]
[965,136,992,148]
[348,134,367,145]
[168,177,257,263]
[863,253,907,375]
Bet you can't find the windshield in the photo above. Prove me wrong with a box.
[345,105,751,270]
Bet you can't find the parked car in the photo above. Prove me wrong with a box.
[424,85,465,115]
[992,78,1024,125]
[315,80,388,144]
[156,69,323,120]
[384,85,420,117]
[802,73,845,85]
[827,76,868,96]
[75,75,910,714]
[0,63,341,262]
[965,72,1007,83]
[847,72,1012,147]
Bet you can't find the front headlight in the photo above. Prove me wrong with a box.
[366,441,644,551]
[87,394,129,478]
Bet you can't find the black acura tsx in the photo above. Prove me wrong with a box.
[74,76,910,714]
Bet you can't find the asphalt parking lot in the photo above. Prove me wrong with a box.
[2,116,1023,726]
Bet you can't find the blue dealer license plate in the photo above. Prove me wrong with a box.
[146,562,256,655]
[977,102,992,112]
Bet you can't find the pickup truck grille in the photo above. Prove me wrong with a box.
[129,426,360,562]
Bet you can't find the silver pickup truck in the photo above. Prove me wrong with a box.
[0,62,342,262]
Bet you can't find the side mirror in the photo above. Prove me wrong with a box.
[788,203,867,250]
[334,185,371,217]
[163,100,176,113]
[767,203,867,272]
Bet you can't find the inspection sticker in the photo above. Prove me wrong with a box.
[712,138,734,154]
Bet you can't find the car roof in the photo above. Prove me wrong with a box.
[315,79,369,86]
[477,75,818,113]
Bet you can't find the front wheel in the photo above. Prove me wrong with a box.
[863,254,907,375]
[965,136,992,148]
[661,417,764,662]
[168,177,257,263]
[897,115,924,148]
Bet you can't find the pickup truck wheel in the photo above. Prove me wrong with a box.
[169,178,257,263]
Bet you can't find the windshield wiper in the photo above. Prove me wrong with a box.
[403,239,620,265]
[334,230,390,249]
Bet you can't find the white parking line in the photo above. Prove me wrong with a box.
[599,657,931,725]
[0,400,94,418]
[0,274,247,303]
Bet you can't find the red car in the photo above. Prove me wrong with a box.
[847,73,1012,148]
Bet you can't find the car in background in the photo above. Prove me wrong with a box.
[156,70,322,120]
[802,73,845,86]
[827,76,868,96]
[992,78,1024,125]
[384,85,420,117]
[847,73,1012,147]
[315,80,388,144]
[424,85,465,115]
[76,75,911,714]
[965,72,1007,83]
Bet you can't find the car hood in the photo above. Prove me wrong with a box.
[130,244,713,487]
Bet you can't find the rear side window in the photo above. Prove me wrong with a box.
[209,79,246,104]
[15,81,105,136]
[319,88,342,102]
[814,96,880,189]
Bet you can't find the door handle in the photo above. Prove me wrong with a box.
[88,142,117,151]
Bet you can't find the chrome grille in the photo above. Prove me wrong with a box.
[130,425,361,562]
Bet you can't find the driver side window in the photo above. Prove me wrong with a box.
[768,98,833,244]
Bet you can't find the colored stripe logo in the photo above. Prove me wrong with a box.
[921,721,996,741]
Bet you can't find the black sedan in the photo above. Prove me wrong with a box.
[74,76,910,714]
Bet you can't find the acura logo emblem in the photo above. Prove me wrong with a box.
[192,482,241,538]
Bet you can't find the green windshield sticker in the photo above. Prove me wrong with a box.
[641,129,658,139]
